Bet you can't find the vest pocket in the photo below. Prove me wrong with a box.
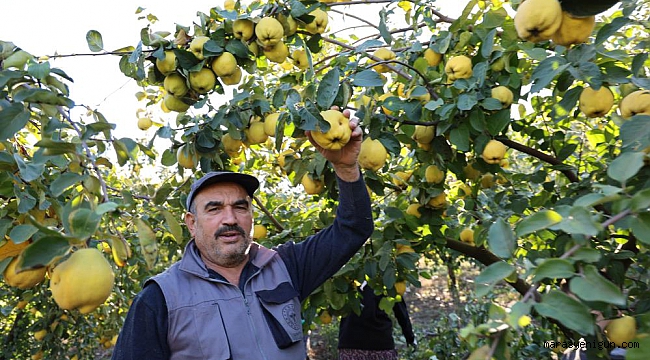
[255,282,303,349]
[189,303,231,359]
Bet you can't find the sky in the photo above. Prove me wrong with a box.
[1,0,464,140]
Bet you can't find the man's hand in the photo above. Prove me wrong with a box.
[306,108,363,182]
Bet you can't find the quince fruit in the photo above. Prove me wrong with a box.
[392,170,412,189]
[604,316,636,347]
[189,36,210,60]
[551,12,596,46]
[263,42,289,64]
[233,19,255,41]
[222,133,243,156]
[579,86,614,118]
[463,163,481,181]
[460,228,475,245]
[301,174,324,195]
[163,94,190,113]
[292,49,309,70]
[491,86,514,108]
[395,281,407,295]
[423,48,442,67]
[223,0,235,11]
[156,50,177,75]
[252,224,267,240]
[255,17,284,48]
[137,117,153,131]
[482,140,507,164]
[221,67,243,86]
[304,9,329,35]
[619,90,650,119]
[425,165,445,184]
[244,121,269,145]
[412,125,435,144]
[3,256,47,289]
[378,93,396,116]
[211,52,238,77]
[370,48,396,73]
[480,173,495,188]
[405,204,422,218]
[359,138,388,172]
[277,13,298,36]
[177,144,199,169]
[264,112,280,136]
[319,310,332,324]
[445,55,473,81]
[310,109,351,150]
[189,68,217,94]
[427,192,447,209]
[163,73,188,97]
[514,0,563,43]
[49,248,115,314]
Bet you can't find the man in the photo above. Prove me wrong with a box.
[112,110,373,360]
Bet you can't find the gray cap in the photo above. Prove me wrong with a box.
[186,171,259,210]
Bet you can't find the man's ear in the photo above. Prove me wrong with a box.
[185,212,196,237]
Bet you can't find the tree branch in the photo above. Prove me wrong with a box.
[253,195,285,232]
[496,137,579,183]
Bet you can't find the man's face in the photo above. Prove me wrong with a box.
[185,182,254,269]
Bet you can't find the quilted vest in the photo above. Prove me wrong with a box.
[149,241,306,360]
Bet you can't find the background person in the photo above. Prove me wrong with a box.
[338,281,416,360]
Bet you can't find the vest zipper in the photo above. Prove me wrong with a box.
[243,272,269,360]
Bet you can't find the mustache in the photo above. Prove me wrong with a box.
[214,224,246,238]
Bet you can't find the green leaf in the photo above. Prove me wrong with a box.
[534,290,595,336]
[620,116,650,152]
[516,210,563,237]
[488,218,516,259]
[96,202,118,215]
[316,67,340,110]
[18,235,70,269]
[50,173,84,197]
[378,10,392,44]
[569,265,626,306]
[457,93,477,111]
[631,188,650,212]
[531,56,570,93]
[570,248,601,263]
[14,154,45,182]
[35,138,78,155]
[557,206,602,237]
[532,258,575,282]
[86,30,104,52]
[626,336,650,360]
[136,218,158,270]
[449,124,470,152]
[8,224,38,244]
[607,152,645,184]
[67,208,101,241]
[475,261,515,284]
[112,139,131,166]
[486,109,511,136]
[351,70,385,87]
[161,209,183,244]
[0,103,30,140]
[630,213,650,245]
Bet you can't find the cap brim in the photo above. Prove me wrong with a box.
[186,171,259,210]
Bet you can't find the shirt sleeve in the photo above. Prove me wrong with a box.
[111,282,170,360]
[393,299,415,345]
[276,174,374,299]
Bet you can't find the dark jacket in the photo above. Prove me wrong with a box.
[338,283,415,351]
